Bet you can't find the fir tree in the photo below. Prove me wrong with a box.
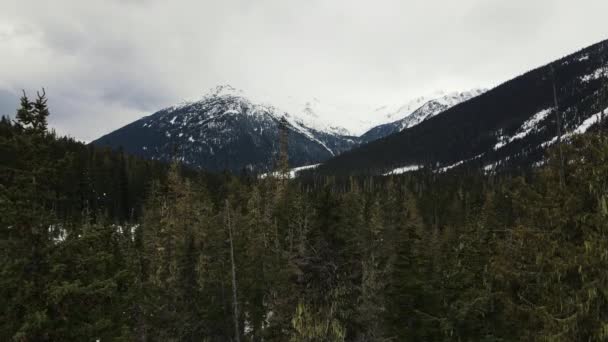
[14,90,33,131]
[32,89,50,134]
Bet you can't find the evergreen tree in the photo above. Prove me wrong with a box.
[15,89,49,135]
[31,89,50,134]
[356,198,387,341]
[14,90,33,131]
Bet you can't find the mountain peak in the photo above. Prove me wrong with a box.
[319,38,608,176]
[206,84,244,98]
[94,82,489,172]
[426,88,487,109]
[93,85,361,172]
[359,88,487,143]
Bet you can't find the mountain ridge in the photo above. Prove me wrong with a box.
[92,85,483,172]
[92,86,360,172]
[360,89,486,143]
[316,39,608,176]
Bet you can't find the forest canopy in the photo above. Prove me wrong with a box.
[2,91,608,341]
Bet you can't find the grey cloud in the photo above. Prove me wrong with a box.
[0,0,607,141]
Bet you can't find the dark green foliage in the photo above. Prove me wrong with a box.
[3,92,608,341]
[14,91,34,131]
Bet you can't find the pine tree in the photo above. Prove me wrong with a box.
[357,197,387,340]
[15,89,49,135]
[139,160,207,340]
[32,89,50,134]
[44,214,135,341]
[552,67,566,187]
[1,90,60,340]
[385,190,429,340]
[15,90,33,130]
[277,117,290,176]
[487,134,608,340]
[224,199,242,342]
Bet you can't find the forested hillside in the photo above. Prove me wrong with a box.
[318,39,608,175]
[3,91,608,341]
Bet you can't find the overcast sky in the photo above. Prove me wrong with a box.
[1,0,608,141]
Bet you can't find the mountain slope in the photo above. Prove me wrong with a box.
[92,86,358,172]
[92,85,486,173]
[317,39,608,176]
[360,89,486,143]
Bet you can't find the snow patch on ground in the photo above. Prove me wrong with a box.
[580,67,607,83]
[483,162,498,172]
[260,164,321,179]
[438,153,485,173]
[540,107,607,148]
[573,110,605,134]
[49,224,67,243]
[384,165,422,175]
[494,108,552,150]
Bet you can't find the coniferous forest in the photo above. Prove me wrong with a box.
[3,91,608,342]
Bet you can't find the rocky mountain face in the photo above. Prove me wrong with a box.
[92,86,358,172]
[92,85,485,172]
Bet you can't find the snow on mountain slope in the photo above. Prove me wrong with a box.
[361,89,486,143]
[493,108,553,150]
[396,89,487,131]
[92,84,487,173]
[288,98,355,136]
[317,38,608,176]
[383,165,423,176]
[260,163,321,179]
[270,89,485,137]
[92,85,358,172]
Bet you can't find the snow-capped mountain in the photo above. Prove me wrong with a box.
[360,89,486,143]
[286,97,355,136]
[277,90,486,138]
[92,84,487,172]
[92,39,608,176]
[92,85,358,172]
[318,39,608,176]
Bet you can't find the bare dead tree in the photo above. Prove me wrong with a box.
[602,57,608,123]
[278,117,289,175]
[226,199,241,342]
[552,66,565,187]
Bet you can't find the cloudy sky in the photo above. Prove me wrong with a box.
[1,0,607,141]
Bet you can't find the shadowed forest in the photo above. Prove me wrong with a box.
[3,92,608,341]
